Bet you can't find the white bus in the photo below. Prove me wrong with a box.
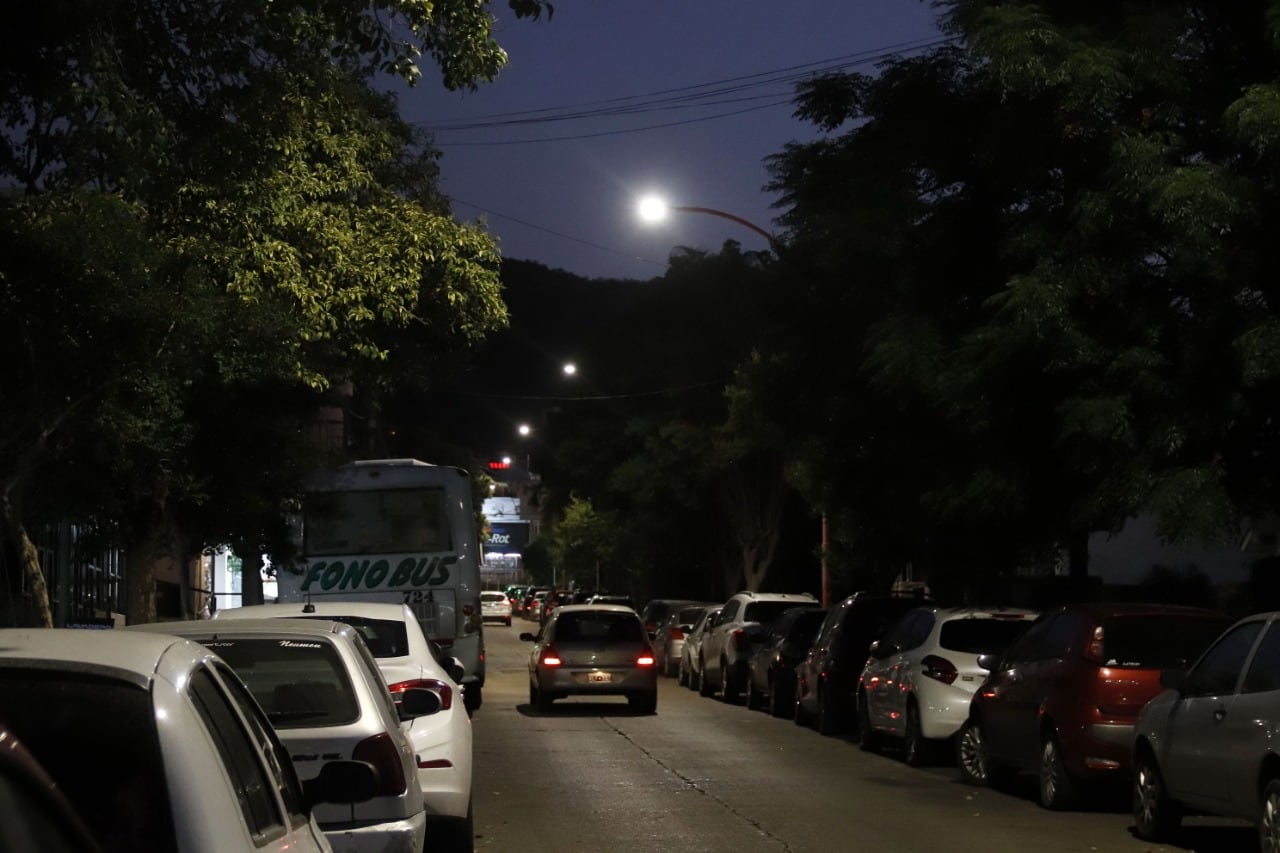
[276,458,486,711]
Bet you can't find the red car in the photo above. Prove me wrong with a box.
[958,602,1230,810]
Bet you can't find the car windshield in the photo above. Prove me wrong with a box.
[939,619,1031,654]
[200,637,361,727]
[0,668,179,853]
[294,614,409,658]
[1100,615,1230,668]
[554,612,645,643]
[743,600,810,626]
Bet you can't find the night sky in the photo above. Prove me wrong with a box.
[400,1,946,281]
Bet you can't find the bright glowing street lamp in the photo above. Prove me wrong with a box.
[636,194,779,250]
[562,362,577,377]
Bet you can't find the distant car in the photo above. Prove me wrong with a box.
[679,605,722,691]
[216,601,475,852]
[959,602,1230,810]
[588,594,637,611]
[521,604,658,713]
[1133,610,1280,846]
[857,605,1037,765]
[700,591,821,703]
[654,602,716,677]
[794,590,934,735]
[130,618,433,852]
[0,628,368,853]
[540,590,574,625]
[745,604,827,717]
[638,598,700,639]
[523,588,549,620]
[481,590,513,626]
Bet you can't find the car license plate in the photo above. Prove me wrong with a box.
[588,671,611,683]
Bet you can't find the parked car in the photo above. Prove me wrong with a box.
[795,590,934,734]
[679,604,722,691]
[958,602,1230,810]
[521,604,658,713]
[639,598,700,639]
[0,628,372,853]
[588,593,637,610]
[131,618,434,852]
[700,591,821,703]
[481,590,513,626]
[540,590,574,625]
[1133,609,1280,848]
[654,601,716,677]
[857,605,1037,765]
[522,588,549,620]
[216,601,475,852]
[746,605,828,717]
[0,721,107,853]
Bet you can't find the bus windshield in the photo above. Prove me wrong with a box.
[304,488,452,556]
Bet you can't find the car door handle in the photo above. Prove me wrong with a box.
[1213,704,1227,722]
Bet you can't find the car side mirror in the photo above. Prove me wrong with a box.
[868,640,890,660]
[397,687,442,720]
[975,653,998,672]
[304,760,379,806]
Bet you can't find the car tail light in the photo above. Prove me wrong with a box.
[731,628,747,651]
[669,627,685,641]
[921,655,958,685]
[541,646,563,667]
[462,604,475,616]
[352,732,408,796]
[388,678,453,711]
[637,651,656,667]
[645,621,658,634]
[1084,625,1106,664]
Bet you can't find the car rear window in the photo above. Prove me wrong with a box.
[202,638,361,727]
[0,669,178,853]
[743,601,811,625]
[482,592,506,602]
[939,618,1031,654]
[295,615,409,658]
[554,612,645,643]
[1101,615,1230,668]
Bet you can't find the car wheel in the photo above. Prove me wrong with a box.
[535,685,554,712]
[856,695,881,753]
[769,679,789,718]
[1133,749,1181,841]
[1260,778,1280,853]
[464,683,482,715]
[956,719,989,786]
[698,656,715,697]
[816,687,842,736]
[903,701,932,767]
[721,659,742,704]
[629,691,658,714]
[677,661,689,687]
[746,677,764,710]
[1038,732,1078,810]
[793,681,811,727]
[426,798,475,853]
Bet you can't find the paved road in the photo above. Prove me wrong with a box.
[469,621,1252,853]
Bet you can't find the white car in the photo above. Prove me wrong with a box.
[217,601,475,853]
[131,618,430,853]
[0,628,372,853]
[699,591,820,703]
[857,605,1037,765]
[481,590,513,626]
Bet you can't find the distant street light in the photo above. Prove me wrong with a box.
[636,194,779,250]
[562,362,577,377]
[517,423,532,437]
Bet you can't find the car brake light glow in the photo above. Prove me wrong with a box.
[669,627,685,640]
[419,758,455,769]
[1083,625,1106,663]
[352,732,408,796]
[731,628,747,651]
[388,678,453,711]
[637,653,656,667]
[921,654,958,685]
[541,646,562,667]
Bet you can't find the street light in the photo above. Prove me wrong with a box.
[636,194,780,250]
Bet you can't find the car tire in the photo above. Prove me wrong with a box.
[903,701,932,767]
[629,691,658,714]
[664,655,679,679]
[1038,732,1078,810]
[768,679,789,718]
[1260,778,1280,852]
[464,683,482,715]
[427,799,475,853]
[746,678,764,710]
[816,687,841,736]
[856,695,881,753]
[956,719,989,786]
[677,661,689,687]
[1133,750,1181,841]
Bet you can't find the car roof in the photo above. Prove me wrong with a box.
[0,628,198,677]
[216,601,415,621]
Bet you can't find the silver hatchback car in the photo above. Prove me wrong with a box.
[1133,609,1280,849]
[521,604,658,713]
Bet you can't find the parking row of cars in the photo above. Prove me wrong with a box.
[0,601,477,853]
[642,587,1280,851]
